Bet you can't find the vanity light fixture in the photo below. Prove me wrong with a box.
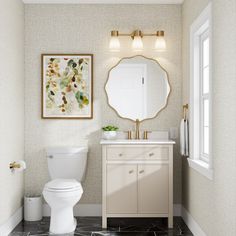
[131,30,143,51]
[109,30,166,51]
[109,30,120,52]
[155,30,166,51]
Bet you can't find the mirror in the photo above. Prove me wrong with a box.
[105,55,170,121]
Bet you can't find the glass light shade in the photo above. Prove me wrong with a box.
[155,36,166,51]
[132,36,143,51]
[109,36,120,52]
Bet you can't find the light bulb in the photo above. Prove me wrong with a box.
[132,36,143,51]
[109,31,120,52]
[155,31,166,51]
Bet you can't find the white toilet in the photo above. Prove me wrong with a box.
[43,146,88,235]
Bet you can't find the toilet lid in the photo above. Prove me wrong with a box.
[45,179,82,191]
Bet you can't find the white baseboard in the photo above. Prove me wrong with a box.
[0,207,23,236]
[43,203,181,217]
[181,206,206,236]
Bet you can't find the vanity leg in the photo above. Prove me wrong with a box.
[102,216,107,229]
[168,216,173,228]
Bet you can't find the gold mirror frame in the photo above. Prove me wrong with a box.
[105,55,171,123]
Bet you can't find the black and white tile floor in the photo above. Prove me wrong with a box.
[9,217,193,236]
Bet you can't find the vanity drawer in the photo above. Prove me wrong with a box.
[106,146,169,160]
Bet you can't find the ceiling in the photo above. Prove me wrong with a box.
[23,0,184,4]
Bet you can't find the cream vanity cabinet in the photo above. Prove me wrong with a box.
[101,140,175,228]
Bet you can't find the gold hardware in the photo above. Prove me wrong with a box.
[139,170,144,174]
[135,119,140,139]
[156,30,164,37]
[111,30,119,37]
[110,30,165,38]
[143,131,152,140]
[129,170,134,174]
[183,104,189,120]
[9,162,21,169]
[131,30,143,39]
[124,131,132,140]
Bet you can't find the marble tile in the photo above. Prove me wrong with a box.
[9,217,193,236]
[91,233,155,236]
[7,233,30,236]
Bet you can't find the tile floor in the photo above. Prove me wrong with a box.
[10,217,193,236]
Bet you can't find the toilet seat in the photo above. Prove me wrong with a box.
[44,179,82,192]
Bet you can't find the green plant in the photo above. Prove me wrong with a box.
[102,125,119,131]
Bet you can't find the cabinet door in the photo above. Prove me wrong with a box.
[106,164,137,214]
[138,164,169,213]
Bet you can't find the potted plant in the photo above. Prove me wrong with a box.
[102,125,119,140]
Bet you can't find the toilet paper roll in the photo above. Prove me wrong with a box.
[13,160,26,172]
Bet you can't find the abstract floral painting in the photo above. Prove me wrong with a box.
[42,54,93,119]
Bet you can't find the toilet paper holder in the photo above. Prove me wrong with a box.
[9,161,26,170]
[9,162,21,169]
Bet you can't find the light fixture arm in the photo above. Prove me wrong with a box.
[111,30,164,37]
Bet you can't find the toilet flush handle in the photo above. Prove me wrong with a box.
[47,155,53,159]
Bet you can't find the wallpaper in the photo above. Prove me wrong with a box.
[24,4,182,204]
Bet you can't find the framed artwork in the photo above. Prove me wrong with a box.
[42,54,93,119]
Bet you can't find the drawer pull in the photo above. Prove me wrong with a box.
[139,170,144,174]
[149,153,154,157]
[129,170,134,174]
[119,153,123,157]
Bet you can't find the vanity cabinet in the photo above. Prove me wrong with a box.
[101,142,174,228]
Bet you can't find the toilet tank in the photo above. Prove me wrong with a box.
[46,147,88,182]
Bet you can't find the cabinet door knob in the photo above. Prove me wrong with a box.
[139,170,144,174]
[149,153,154,157]
[119,153,123,157]
[129,170,134,174]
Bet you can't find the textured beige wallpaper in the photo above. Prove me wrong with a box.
[182,0,236,235]
[24,4,182,204]
[0,0,24,225]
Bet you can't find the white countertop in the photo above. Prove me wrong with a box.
[100,139,175,145]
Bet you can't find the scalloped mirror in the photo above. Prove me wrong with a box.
[105,55,170,121]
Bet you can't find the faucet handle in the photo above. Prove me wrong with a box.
[124,131,132,140]
[143,131,152,140]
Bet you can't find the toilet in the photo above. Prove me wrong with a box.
[43,147,88,234]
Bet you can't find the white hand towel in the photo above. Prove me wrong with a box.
[184,119,189,156]
[180,119,185,156]
[180,119,189,156]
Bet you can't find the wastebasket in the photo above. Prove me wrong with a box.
[24,195,43,221]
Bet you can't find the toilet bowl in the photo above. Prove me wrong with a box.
[43,179,83,234]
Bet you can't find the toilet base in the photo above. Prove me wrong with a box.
[49,206,77,234]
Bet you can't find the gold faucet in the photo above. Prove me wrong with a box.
[135,119,140,139]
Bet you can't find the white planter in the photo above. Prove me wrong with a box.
[103,131,117,140]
